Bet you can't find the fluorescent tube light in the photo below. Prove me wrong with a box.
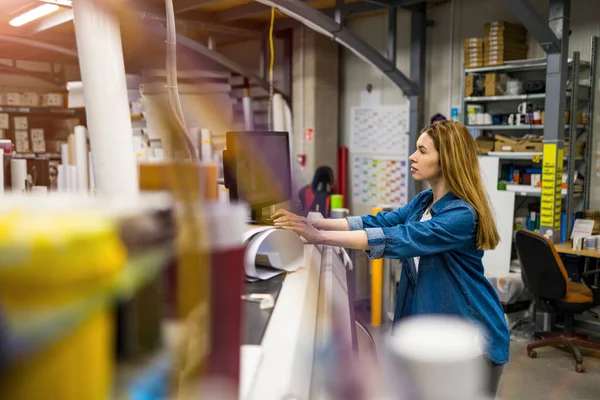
[9,4,60,27]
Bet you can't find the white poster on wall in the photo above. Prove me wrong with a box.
[349,105,410,208]
[350,105,410,155]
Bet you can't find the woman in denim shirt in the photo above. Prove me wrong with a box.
[273,120,510,397]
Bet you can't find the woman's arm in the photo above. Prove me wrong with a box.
[319,230,370,250]
[311,218,350,231]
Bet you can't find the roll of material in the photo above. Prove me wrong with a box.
[386,316,486,400]
[10,159,27,193]
[201,129,212,162]
[74,126,89,191]
[272,93,285,131]
[68,134,75,165]
[242,96,255,130]
[68,165,78,192]
[330,194,344,210]
[0,149,4,196]
[88,151,95,192]
[57,164,67,192]
[218,184,230,203]
[61,143,69,166]
[189,127,201,155]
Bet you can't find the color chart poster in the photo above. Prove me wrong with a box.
[352,156,408,206]
[350,105,409,156]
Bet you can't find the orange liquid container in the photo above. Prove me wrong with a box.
[0,211,126,400]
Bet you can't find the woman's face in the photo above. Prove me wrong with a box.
[409,133,442,182]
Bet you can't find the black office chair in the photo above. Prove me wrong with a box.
[515,230,600,373]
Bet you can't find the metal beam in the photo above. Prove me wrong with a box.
[217,2,271,22]
[408,4,426,200]
[274,2,385,31]
[255,0,419,96]
[142,26,288,103]
[0,35,77,58]
[540,0,570,242]
[387,6,397,65]
[175,0,221,14]
[503,0,561,53]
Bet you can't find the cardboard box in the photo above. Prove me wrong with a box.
[31,138,46,153]
[476,136,495,154]
[465,74,486,97]
[0,92,21,106]
[494,135,520,152]
[0,129,6,139]
[30,128,45,141]
[42,93,64,108]
[14,130,28,141]
[13,116,28,130]
[514,137,543,153]
[0,113,8,129]
[464,37,484,47]
[485,73,508,96]
[484,21,527,35]
[22,92,40,107]
[15,139,29,153]
[565,140,586,157]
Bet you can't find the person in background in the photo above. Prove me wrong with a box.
[430,112,447,124]
[272,120,510,398]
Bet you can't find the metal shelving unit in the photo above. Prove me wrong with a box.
[463,37,597,238]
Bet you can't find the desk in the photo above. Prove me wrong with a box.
[554,242,600,258]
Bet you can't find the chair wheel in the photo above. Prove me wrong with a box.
[575,364,586,373]
[528,350,537,358]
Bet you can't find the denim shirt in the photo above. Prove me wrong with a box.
[347,190,510,364]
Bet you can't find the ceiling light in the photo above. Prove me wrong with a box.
[9,4,60,27]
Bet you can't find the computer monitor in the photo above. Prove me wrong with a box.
[223,131,292,222]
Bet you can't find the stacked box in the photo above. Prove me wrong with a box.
[484,73,508,96]
[30,128,46,153]
[465,73,486,97]
[464,37,484,68]
[484,21,528,66]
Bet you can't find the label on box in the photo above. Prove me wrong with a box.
[42,93,64,108]
[0,113,8,129]
[14,116,28,130]
[32,138,46,153]
[15,130,28,141]
[22,92,40,107]
[15,139,29,153]
[30,128,44,141]
[1,92,21,106]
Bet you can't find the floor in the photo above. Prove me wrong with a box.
[498,341,600,400]
[359,318,600,400]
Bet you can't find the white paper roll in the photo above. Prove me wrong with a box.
[201,129,212,162]
[10,159,27,193]
[74,126,89,191]
[57,164,67,192]
[189,127,201,155]
[68,165,78,192]
[218,184,229,203]
[272,93,285,131]
[0,149,3,196]
[88,151,95,192]
[153,148,165,161]
[242,96,255,130]
[61,143,69,165]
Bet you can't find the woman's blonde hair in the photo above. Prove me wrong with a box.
[423,120,500,250]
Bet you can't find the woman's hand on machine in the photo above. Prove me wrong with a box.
[272,209,323,243]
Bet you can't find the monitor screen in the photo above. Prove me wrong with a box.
[223,131,292,210]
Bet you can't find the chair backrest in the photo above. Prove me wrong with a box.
[514,230,569,301]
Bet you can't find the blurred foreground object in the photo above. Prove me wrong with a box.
[0,194,174,400]
[385,316,487,400]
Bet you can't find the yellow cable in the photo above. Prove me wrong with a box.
[268,7,275,130]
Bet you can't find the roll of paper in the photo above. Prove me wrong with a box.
[0,149,3,196]
[57,164,67,192]
[67,133,75,165]
[201,129,212,162]
[10,159,27,193]
[272,93,285,131]
[61,143,69,165]
[74,126,89,191]
[88,151,95,192]
[68,165,78,192]
[189,127,201,155]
